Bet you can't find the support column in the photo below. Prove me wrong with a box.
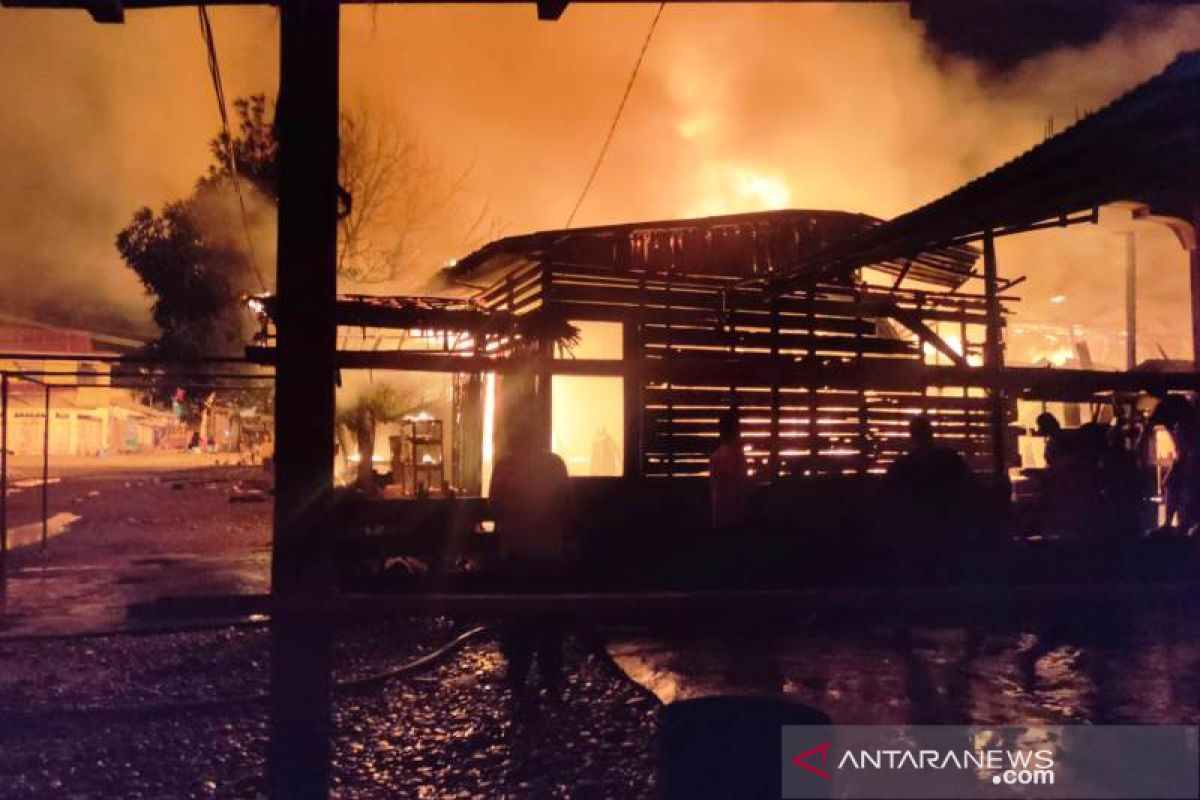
[1,374,7,590]
[1191,203,1200,368]
[623,320,644,479]
[269,1,339,798]
[536,261,554,450]
[1123,231,1137,371]
[768,297,780,480]
[983,231,1007,481]
[41,384,49,548]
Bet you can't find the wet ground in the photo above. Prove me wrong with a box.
[0,619,659,799]
[610,608,1200,725]
[0,462,658,798]
[2,460,1198,796]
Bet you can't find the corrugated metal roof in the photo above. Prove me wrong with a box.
[766,49,1200,296]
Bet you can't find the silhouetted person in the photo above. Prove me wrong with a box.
[1139,393,1200,532]
[885,415,974,551]
[709,410,748,532]
[1036,411,1075,467]
[1033,412,1097,539]
[488,413,573,703]
[1092,421,1143,539]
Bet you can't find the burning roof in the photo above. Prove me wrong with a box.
[447,209,979,289]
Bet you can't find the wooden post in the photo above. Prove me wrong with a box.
[268,1,339,798]
[537,261,554,449]
[806,288,817,471]
[1191,204,1200,368]
[982,231,1007,481]
[1,374,7,588]
[958,299,973,465]
[665,271,675,477]
[768,296,780,480]
[1123,231,1137,371]
[727,287,739,473]
[853,284,868,475]
[41,383,49,548]
[622,319,644,479]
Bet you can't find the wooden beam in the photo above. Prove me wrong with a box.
[247,346,1200,397]
[982,231,1007,481]
[885,307,969,368]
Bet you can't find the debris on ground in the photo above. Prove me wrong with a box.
[229,480,272,504]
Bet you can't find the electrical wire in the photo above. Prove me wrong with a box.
[563,2,666,229]
[197,5,269,292]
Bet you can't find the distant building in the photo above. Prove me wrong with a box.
[0,315,178,456]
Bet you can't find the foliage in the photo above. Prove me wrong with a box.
[117,197,262,360]
[116,93,492,415]
[204,95,279,199]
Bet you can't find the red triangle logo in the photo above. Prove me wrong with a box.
[792,741,832,780]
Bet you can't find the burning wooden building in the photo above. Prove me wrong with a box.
[252,209,1015,502]
[242,49,1200,559]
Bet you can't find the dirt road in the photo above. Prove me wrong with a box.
[2,464,270,636]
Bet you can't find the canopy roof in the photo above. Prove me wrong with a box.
[449,209,979,289]
[765,49,1200,296]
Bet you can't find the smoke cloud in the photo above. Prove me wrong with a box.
[0,3,1197,362]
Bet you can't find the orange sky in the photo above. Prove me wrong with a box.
[0,3,1197,361]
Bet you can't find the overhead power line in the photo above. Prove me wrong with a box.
[197,5,268,291]
[564,2,666,229]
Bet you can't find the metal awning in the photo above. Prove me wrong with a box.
[764,49,1200,296]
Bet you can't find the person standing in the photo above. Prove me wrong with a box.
[885,415,974,547]
[709,410,749,532]
[488,413,573,703]
[1140,393,1200,533]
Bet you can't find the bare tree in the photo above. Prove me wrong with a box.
[337,106,483,285]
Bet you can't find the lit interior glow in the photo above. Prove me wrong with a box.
[551,375,623,477]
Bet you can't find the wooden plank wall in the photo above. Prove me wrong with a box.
[536,262,1013,478]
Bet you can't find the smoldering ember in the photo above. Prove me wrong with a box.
[0,1,1199,799]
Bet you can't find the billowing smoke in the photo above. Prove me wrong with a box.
[0,3,1197,362]
[0,8,276,336]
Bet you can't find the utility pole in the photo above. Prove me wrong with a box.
[268,1,340,798]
